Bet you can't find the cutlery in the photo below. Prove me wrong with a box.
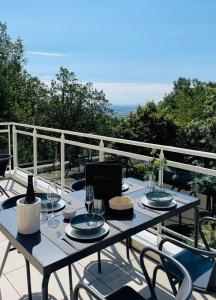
[56,231,79,250]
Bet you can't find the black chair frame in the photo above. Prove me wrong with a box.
[74,246,192,300]
[0,154,12,198]
[153,236,216,295]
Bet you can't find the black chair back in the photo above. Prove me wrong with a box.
[85,162,122,212]
[2,194,25,209]
[71,180,85,191]
[140,247,193,300]
[0,155,11,177]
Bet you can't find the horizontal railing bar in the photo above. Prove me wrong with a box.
[0,129,9,133]
[7,122,216,160]
[167,160,216,176]
[14,128,216,177]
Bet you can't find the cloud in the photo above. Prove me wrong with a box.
[40,76,172,105]
[93,82,172,105]
[26,51,65,57]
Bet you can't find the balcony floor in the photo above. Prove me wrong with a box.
[0,179,215,300]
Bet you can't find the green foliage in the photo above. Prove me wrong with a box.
[136,149,166,177]
[115,102,177,147]
[43,67,115,135]
[159,77,216,127]
[0,23,115,136]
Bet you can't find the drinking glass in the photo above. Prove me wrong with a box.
[47,184,60,228]
[41,200,48,224]
[85,185,94,214]
[93,199,105,216]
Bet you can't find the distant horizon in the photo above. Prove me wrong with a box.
[1,1,216,105]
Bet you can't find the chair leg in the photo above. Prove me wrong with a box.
[0,185,9,198]
[0,241,11,277]
[152,265,160,289]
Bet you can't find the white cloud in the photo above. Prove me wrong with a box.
[26,51,65,57]
[93,82,172,105]
[40,76,172,105]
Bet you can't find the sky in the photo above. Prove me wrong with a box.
[1,0,216,105]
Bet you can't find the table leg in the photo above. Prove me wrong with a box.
[97,251,101,273]
[126,237,131,260]
[194,207,199,248]
[25,259,32,300]
[68,265,73,296]
[42,274,50,300]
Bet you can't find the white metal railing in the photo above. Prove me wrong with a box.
[0,122,215,247]
[0,122,216,193]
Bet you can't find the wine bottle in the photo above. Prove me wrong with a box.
[25,175,36,204]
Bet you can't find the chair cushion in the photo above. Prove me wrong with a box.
[106,286,145,300]
[168,249,215,292]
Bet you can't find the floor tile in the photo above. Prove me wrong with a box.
[0,275,20,300]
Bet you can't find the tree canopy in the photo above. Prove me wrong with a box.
[0,22,115,136]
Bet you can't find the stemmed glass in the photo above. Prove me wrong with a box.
[85,185,94,214]
[47,184,60,228]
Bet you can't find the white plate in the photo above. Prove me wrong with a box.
[141,197,177,210]
[65,222,109,241]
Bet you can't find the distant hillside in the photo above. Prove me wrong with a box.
[112,105,137,118]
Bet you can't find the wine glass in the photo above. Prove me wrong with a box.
[85,185,94,214]
[47,184,60,228]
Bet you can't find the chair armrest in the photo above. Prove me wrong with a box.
[159,237,216,259]
[74,282,106,300]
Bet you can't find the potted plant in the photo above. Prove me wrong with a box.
[135,149,166,190]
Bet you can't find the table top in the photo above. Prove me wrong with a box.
[0,177,200,276]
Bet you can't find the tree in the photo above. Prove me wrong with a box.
[115,102,177,153]
[0,22,48,124]
[44,67,115,135]
[158,77,216,126]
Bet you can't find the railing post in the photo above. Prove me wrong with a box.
[99,140,104,162]
[60,133,65,193]
[8,124,11,172]
[158,150,164,187]
[12,124,18,169]
[33,128,38,187]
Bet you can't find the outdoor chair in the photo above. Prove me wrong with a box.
[154,221,216,296]
[0,154,12,198]
[65,147,91,179]
[74,246,192,300]
[71,179,85,191]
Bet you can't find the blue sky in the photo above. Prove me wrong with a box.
[1,0,216,104]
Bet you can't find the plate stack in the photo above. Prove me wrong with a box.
[65,213,109,241]
[141,191,176,210]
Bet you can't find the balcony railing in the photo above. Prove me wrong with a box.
[1,121,216,248]
[1,122,216,190]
